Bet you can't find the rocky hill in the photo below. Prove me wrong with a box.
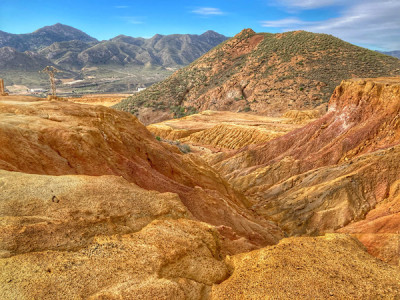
[115,29,400,124]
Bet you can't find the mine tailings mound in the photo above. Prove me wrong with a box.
[114,29,400,124]
[209,77,400,264]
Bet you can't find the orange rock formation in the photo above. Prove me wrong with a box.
[0,170,191,257]
[0,95,283,254]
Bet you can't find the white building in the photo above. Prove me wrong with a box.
[30,88,48,94]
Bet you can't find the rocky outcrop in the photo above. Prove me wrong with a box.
[0,218,229,299]
[339,175,400,265]
[0,170,191,257]
[247,144,400,236]
[211,234,400,299]
[213,78,400,175]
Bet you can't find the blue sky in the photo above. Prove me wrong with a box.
[0,0,399,50]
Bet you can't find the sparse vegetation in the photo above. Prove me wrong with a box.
[158,138,191,154]
[116,30,400,118]
[243,105,251,112]
[178,143,191,153]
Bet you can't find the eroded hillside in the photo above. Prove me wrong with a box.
[207,78,400,263]
[2,80,400,298]
[0,95,283,255]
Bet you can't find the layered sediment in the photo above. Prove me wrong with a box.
[147,110,313,151]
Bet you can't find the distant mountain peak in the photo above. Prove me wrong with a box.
[34,23,97,42]
[0,23,98,52]
[37,22,67,29]
[198,30,227,44]
[34,23,73,33]
[151,34,164,39]
[201,30,222,36]
[114,34,129,38]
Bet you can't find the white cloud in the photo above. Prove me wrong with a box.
[191,7,225,16]
[261,0,400,50]
[276,0,348,9]
[261,18,313,27]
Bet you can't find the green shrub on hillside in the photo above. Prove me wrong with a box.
[113,30,400,115]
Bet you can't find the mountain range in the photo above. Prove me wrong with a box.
[0,23,227,93]
[35,28,226,70]
[379,50,400,59]
[115,29,400,123]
